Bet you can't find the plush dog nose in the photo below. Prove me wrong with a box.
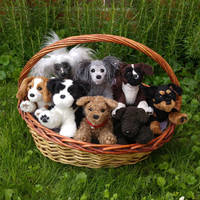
[30,93,35,97]
[93,115,99,119]
[96,75,102,79]
[60,95,66,99]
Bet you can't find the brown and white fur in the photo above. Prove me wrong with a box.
[16,76,52,113]
[74,96,118,144]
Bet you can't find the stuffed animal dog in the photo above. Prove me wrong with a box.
[35,79,89,137]
[113,106,154,144]
[112,63,154,114]
[74,56,121,99]
[29,31,95,79]
[142,84,188,134]
[16,76,52,113]
[74,96,118,144]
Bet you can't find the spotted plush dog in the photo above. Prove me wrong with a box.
[142,83,188,134]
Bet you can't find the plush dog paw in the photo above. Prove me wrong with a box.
[34,108,47,119]
[74,133,91,142]
[20,100,36,113]
[101,135,117,145]
[40,114,49,123]
[150,121,162,135]
[112,102,126,116]
[137,101,154,115]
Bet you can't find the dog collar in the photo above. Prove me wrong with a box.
[85,118,108,129]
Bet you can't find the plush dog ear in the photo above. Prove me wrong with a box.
[104,98,118,110]
[136,108,149,123]
[47,78,65,94]
[135,63,154,76]
[168,83,182,96]
[42,78,52,103]
[113,107,126,120]
[74,60,91,82]
[141,85,157,99]
[16,76,34,100]
[73,80,90,97]
[76,96,94,107]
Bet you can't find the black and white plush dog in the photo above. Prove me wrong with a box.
[35,78,89,137]
[29,31,94,79]
[74,56,120,99]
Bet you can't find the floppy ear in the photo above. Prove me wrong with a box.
[47,78,64,94]
[168,83,182,96]
[135,63,154,76]
[42,79,52,103]
[141,85,157,99]
[76,96,94,107]
[74,60,91,82]
[104,98,118,110]
[16,76,34,100]
[113,107,126,120]
[73,80,90,97]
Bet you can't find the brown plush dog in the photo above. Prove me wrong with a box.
[74,96,118,144]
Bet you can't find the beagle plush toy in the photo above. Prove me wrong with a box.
[16,76,52,113]
[142,83,188,134]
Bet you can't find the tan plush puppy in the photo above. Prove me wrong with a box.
[16,76,52,113]
[74,96,118,144]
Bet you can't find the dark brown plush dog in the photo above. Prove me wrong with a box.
[113,106,154,144]
[112,63,154,113]
[74,96,118,144]
[142,84,188,134]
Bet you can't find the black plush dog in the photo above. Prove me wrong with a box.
[113,106,154,144]
[141,83,188,134]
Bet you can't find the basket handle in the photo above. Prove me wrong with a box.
[18,34,181,109]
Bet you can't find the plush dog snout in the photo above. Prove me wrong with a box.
[96,75,102,79]
[60,95,66,99]
[30,93,35,97]
[93,114,99,119]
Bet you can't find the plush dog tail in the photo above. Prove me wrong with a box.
[41,30,68,55]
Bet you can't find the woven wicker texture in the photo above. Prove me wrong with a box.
[17,34,181,168]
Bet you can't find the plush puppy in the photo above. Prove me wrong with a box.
[74,56,121,99]
[16,76,52,113]
[35,79,89,137]
[142,84,188,134]
[112,63,154,114]
[29,31,94,79]
[74,96,118,144]
[113,106,154,144]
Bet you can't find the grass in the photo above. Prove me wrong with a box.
[0,0,200,199]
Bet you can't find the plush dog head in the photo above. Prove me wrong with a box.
[113,106,150,138]
[16,76,51,103]
[47,78,89,109]
[54,62,72,79]
[142,84,182,112]
[117,63,153,86]
[74,56,120,85]
[76,96,118,125]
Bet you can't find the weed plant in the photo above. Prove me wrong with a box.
[0,0,200,199]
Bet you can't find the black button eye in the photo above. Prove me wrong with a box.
[101,109,105,113]
[60,95,65,99]
[100,69,104,73]
[91,69,95,73]
[37,87,42,91]
[29,85,32,89]
[89,107,93,111]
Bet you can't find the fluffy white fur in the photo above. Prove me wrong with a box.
[29,31,94,78]
[35,79,77,137]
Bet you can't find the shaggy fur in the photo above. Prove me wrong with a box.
[16,76,52,113]
[35,79,89,137]
[142,83,188,134]
[29,31,94,79]
[112,62,154,114]
[74,96,118,144]
[74,56,121,98]
[113,106,154,144]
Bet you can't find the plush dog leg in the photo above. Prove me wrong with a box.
[60,120,77,137]
[150,121,162,135]
[74,123,92,142]
[20,100,36,113]
[137,100,153,115]
[169,112,188,125]
[38,110,62,129]
[135,126,154,144]
[98,131,117,144]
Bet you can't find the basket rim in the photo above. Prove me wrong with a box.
[17,33,181,154]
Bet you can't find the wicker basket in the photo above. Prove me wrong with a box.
[17,34,181,168]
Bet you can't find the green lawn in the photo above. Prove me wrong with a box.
[0,81,200,200]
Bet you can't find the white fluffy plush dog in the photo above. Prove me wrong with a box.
[29,31,95,79]
[35,78,88,137]
[16,76,52,113]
